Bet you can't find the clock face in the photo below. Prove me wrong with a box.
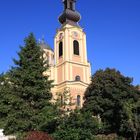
[59,33,63,40]
[73,31,79,38]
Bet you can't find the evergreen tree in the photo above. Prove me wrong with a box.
[0,73,9,128]
[0,33,53,136]
[41,88,75,135]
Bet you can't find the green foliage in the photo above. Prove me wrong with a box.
[83,68,140,139]
[55,87,75,115]
[1,37,140,140]
[52,110,100,140]
[41,88,76,135]
[119,99,140,139]
[0,33,53,137]
[0,73,15,128]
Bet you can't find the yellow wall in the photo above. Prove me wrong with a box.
[44,24,91,109]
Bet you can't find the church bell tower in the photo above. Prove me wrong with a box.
[52,0,91,109]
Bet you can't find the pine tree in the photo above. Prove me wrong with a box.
[1,33,53,136]
[0,73,8,128]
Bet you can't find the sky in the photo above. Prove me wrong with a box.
[0,0,140,85]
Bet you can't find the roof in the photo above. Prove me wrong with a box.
[39,41,53,52]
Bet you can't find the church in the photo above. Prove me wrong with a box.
[40,0,91,109]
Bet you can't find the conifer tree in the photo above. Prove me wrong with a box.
[1,33,53,136]
[0,73,9,128]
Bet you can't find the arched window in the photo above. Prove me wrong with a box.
[77,95,81,107]
[59,42,63,57]
[73,40,79,55]
[75,75,81,81]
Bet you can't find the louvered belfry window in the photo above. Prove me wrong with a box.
[73,40,79,55]
[59,42,63,57]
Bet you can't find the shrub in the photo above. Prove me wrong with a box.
[24,131,53,140]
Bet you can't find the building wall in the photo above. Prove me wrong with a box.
[44,24,91,109]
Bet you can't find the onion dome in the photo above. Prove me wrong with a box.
[59,0,81,26]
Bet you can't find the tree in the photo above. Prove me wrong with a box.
[83,68,140,139]
[0,33,53,137]
[41,88,75,135]
[55,87,74,115]
[0,73,9,128]
[0,73,19,130]
[120,97,140,140]
[52,110,100,140]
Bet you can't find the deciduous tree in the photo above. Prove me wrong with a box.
[83,68,140,139]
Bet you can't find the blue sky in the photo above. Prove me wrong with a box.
[0,0,140,85]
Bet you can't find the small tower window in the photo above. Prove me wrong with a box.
[70,2,73,10]
[77,95,81,107]
[73,40,79,55]
[64,0,67,9]
[59,42,63,57]
[75,75,81,81]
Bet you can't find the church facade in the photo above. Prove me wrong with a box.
[40,0,91,109]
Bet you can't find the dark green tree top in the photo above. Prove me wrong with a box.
[0,33,53,136]
[9,33,53,108]
[83,68,140,137]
